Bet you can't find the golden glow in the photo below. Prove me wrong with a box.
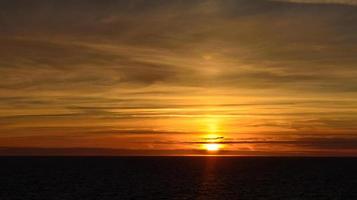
[204,143,221,151]
[205,116,220,134]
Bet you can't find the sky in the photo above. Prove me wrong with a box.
[1,0,357,156]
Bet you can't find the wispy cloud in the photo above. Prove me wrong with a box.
[273,0,357,6]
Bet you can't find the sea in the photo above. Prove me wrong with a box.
[1,157,357,200]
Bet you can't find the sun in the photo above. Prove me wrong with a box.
[204,143,221,151]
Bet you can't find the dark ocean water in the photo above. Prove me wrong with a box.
[1,157,357,200]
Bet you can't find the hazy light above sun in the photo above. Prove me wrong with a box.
[201,116,224,152]
[204,143,221,151]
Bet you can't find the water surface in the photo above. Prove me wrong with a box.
[1,157,357,199]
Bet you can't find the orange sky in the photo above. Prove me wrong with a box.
[1,0,357,156]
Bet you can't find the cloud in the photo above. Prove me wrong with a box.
[2,0,357,92]
[165,137,357,150]
[273,0,357,6]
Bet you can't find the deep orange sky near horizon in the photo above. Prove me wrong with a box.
[1,0,357,156]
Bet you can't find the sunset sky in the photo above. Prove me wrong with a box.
[1,0,357,156]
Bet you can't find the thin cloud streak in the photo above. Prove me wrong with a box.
[273,0,357,6]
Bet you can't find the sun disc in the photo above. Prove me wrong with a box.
[205,143,221,151]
